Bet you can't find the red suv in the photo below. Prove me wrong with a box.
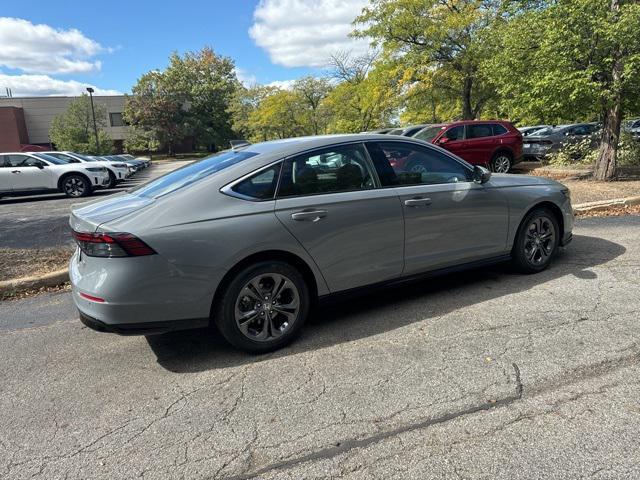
[411,120,523,173]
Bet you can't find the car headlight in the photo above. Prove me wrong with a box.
[86,167,106,172]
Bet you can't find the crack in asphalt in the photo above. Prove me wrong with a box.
[222,363,524,480]
[222,352,639,480]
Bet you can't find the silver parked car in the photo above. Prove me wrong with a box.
[523,123,601,160]
[69,134,573,352]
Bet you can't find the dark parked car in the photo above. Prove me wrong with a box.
[519,125,551,137]
[523,123,601,160]
[412,120,523,173]
[70,134,572,353]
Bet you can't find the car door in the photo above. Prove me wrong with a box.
[434,125,470,162]
[274,143,404,293]
[464,123,496,165]
[366,141,509,275]
[6,155,51,190]
[0,155,13,193]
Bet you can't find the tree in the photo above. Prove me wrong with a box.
[324,52,398,132]
[354,0,502,120]
[49,94,112,154]
[124,71,188,155]
[124,126,160,156]
[248,90,306,139]
[164,47,239,151]
[484,0,640,179]
[228,85,281,141]
[125,46,240,154]
[292,76,333,135]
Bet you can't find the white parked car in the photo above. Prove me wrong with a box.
[0,152,110,198]
[41,151,130,188]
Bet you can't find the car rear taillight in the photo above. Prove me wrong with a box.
[72,231,156,257]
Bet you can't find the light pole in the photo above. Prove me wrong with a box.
[86,87,100,152]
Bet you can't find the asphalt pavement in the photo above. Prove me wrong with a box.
[1,215,639,479]
[0,161,191,249]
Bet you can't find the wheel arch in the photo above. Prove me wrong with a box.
[57,171,91,191]
[210,249,320,317]
[513,201,565,250]
[491,147,514,161]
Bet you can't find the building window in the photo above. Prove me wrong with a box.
[109,112,125,127]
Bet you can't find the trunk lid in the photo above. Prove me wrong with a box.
[69,193,154,232]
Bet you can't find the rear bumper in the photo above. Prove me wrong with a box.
[79,310,208,335]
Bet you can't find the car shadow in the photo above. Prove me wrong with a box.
[146,233,625,373]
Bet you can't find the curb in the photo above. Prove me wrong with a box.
[0,268,69,298]
[573,195,640,213]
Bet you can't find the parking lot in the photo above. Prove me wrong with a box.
[0,161,190,249]
[1,215,639,479]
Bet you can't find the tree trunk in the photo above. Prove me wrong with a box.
[594,0,622,181]
[462,76,474,120]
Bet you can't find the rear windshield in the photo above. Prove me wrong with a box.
[131,150,259,199]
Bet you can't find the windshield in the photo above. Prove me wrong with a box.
[32,153,67,165]
[413,126,445,142]
[132,150,259,199]
[531,127,559,136]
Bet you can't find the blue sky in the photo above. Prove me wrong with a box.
[0,0,369,96]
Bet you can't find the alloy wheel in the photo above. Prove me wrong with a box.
[523,215,556,266]
[64,177,86,197]
[234,273,300,342]
[492,155,511,173]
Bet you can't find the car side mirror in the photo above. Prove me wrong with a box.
[36,162,45,169]
[473,165,491,184]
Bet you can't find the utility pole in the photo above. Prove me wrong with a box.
[86,87,100,152]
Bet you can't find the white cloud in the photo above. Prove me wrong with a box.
[0,73,121,97]
[0,17,106,74]
[267,79,297,90]
[249,0,370,68]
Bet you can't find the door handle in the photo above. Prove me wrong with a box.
[11,170,20,174]
[291,210,328,222]
[404,197,432,207]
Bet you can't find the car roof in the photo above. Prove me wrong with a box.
[239,134,404,158]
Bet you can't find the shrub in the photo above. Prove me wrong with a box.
[547,137,597,167]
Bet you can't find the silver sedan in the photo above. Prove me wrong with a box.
[69,134,574,352]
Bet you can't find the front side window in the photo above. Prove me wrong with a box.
[132,150,259,199]
[443,126,465,141]
[367,142,472,186]
[277,144,374,197]
[230,163,281,200]
[466,124,493,139]
[7,155,36,167]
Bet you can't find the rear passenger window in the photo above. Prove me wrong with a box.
[367,142,472,186]
[466,124,493,139]
[492,124,508,135]
[277,144,374,198]
[231,163,281,200]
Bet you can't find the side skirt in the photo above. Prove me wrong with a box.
[318,254,512,305]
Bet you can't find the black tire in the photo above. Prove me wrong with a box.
[490,152,513,173]
[512,207,560,273]
[61,174,92,198]
[106,171,117,189]
[213,261,310,353]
